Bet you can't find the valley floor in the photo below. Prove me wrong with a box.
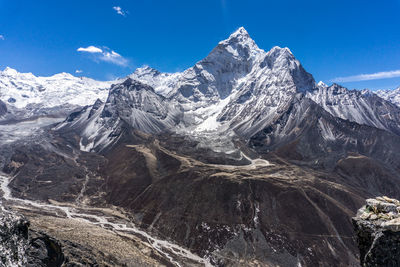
[0,174,211,266]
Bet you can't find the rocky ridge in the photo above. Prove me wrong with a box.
[308,83,400,136]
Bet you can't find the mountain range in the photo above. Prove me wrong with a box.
[1,27,400,266]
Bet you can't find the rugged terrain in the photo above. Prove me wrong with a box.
[1,27,400,266]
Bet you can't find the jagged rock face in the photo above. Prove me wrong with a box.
[353,197,400,266]
[102,78,181,133]
[0,209,64,267]
[217,46,315,138]
[308,84,400,136]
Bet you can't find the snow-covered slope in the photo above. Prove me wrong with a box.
[128,66,181,97]
[307,84,400,136]
[374,87,400,107]
[216,45,315,137]
[0,67,113,118]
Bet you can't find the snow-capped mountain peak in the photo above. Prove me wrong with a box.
[262,45,300,72]
[132,66,161,77]
[267,46,293,57]
[49,72,75,79]
[2,67,19,76]
[219,27,255,47]
[317,81,328,88]
[216,27,263,61]
[224,26,249,40]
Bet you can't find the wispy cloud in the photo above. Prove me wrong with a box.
[331,69,400,83]
[113,6,127,16]
[75,70,83,74]
[77,46,103,53]
[99,50,128,66]
[0,35,4,40]
[77,46,129,67]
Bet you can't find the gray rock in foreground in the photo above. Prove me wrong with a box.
[353,196,400,266]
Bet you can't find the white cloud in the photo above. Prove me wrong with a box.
[113,6,127,16]
[0,35,4,40]
[77,46,129,67]
[100,50,128,66]
[75,70,83,74]
[331,69,400,83]
[77,46,103,53]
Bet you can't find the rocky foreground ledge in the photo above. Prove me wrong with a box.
[353,196,400,266]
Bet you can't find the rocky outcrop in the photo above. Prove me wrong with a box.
[353,196,400,266]
[0,209,64,267]
[0,209,29,266]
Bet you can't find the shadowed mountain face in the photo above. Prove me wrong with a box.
[2,27,400,266]
[0,100,7,117]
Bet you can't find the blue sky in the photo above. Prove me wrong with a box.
[1,0,400,90]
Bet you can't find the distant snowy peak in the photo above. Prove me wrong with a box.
[129,66,181,97]
[374,86,400,107]
[0,67,113,112]
[130,66,163,79]
[317,81,328,88]
[2,67,19,76]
